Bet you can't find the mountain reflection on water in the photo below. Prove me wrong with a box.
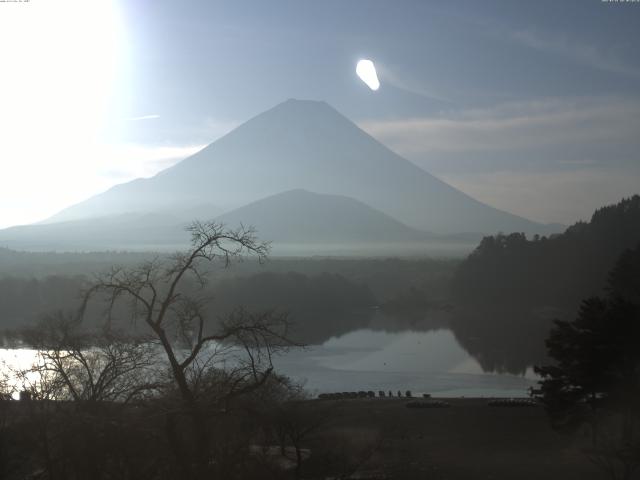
[274,310,538,397]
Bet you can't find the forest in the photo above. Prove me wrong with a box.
[451,195,640,372]
[0,251,456,345]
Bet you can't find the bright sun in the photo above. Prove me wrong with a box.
[0,0,126,227]
[356,59,380,91]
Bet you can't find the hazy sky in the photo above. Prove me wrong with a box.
[1,0,639,228]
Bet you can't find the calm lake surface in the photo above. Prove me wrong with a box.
[274,328,537,398]
[0,328,537,399]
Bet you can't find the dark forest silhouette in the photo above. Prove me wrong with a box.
[535,243,640,480]
[451,195,640,373]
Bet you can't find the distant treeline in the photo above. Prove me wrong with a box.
[0,248,155,278]
[208,272,377,344]
[0,271,369,339]
[0,253,457,342]
[211,271,373,315]
[0,250,456,302]
[451,195,640,373]
[0,275,86,332]
[0,263,457,346]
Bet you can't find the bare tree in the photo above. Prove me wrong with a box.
[21,312,162,404]
[80,221,297,478]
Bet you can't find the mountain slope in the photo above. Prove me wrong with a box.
[0,190,434,251]
[48,99,557,235]
[0,213,187,251]
[216,189,429,243]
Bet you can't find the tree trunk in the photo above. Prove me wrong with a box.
[154,325,212,479]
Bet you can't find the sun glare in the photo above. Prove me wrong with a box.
[356,59,380,91]
[0,0,126,227]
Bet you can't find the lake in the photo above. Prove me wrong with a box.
[0,327,537,399]
[274,328,537,398]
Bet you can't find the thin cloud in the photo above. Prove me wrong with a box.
[359,96,640,154]
[375,62,455,105]
[440,168,640,225]
[513,29,640,79]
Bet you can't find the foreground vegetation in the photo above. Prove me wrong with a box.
[1,395,606,480]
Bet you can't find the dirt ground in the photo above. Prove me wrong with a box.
[302,398,605,480]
